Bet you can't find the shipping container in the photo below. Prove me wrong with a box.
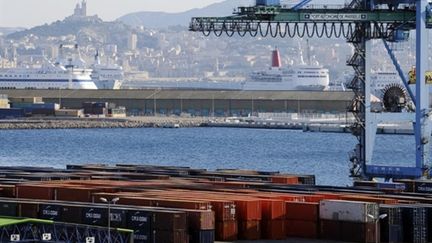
[190,230,215,243]
[0,202,18,217]
[39,204,62,221]
[82,206,108,226]
[238,220,261,240]
[185,210,215,230]
[152,211,187,231]
[320,200,379,223]
[154,230,188,243]
[380,205,403,243]
[286,201,319,221]
[262,220,285,240]
[261,199,285,220]
[133,229,154,243]
[60,205,83,224]
[320,219,377,243]
[286,219,318,239]
[0,108,24,119]
[126,209,152,230]
[215,220,237,241]
[256,0,280,6]
[400,205,429,243]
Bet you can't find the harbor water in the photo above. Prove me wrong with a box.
[0,127,418,186]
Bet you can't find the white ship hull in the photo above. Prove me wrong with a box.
[0,67,98,90]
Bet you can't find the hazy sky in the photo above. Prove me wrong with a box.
[0,0,225,28]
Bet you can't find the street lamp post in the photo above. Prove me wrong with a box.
[100,197,120,243]
[367,213,387,243]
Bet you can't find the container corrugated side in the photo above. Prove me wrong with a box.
[319,200,379,223]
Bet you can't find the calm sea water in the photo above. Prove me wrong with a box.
[0,127,419,186]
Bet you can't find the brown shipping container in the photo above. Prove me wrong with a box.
[154,230,189,243]
[152,211,187,231]
[56,187,97,202]
[262,220,286,240]
[151,198,211,210]
[286,219,318,239]
[16,185,54,200]
[320,219,377,243]
[340,221,377,243]
[238,220,261,240]
[286,201,319,222]
[215,220,238,241]
[18,203,39,218]
[186,210,215,230]
[261,199,286,220]
[320,219,342,241]
[0,185,16,197]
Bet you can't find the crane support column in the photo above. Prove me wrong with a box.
[415,0,431,173]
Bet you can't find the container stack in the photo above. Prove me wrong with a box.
[1,164,432,242]
[83,102,109,116]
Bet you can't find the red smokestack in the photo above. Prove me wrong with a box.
[271,48,282,68]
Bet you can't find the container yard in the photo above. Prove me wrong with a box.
[0,164,431,242]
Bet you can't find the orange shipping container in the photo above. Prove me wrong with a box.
[261,199,286,220]
[235,199,261,221]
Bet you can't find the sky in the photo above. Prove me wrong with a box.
[0,0,225,28]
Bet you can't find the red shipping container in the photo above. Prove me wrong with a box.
[286,201,319,221]
[261,199,286,220]
[238,220,261,240]
[262,220,286,240]
[16,185,55,200]
[216,220,238,241]
[271,176,299,184]
[286,219,318,239]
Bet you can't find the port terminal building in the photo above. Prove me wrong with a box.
[1,89,353,116]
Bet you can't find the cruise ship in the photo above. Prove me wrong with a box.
[246,48,329,91]
[0,58,97,90]
[122,49,330,91]
[91,51,123,89]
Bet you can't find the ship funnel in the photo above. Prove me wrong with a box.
[271,48,282,68]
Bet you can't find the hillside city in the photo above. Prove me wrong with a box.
[0,0,430,84]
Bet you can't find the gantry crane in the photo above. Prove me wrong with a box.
[190,0,432,181]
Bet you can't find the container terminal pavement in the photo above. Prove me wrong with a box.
[0,164,430,242]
